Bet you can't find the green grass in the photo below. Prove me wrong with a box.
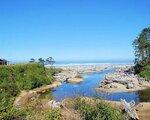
[0,99,62,120]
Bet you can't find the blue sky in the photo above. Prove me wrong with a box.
[0,0,150,62]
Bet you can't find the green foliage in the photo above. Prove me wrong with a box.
[96,102,123,120]
[139,65,150,81]
[0,107,27,120]
[0,63,58,120]
[0,100,62,120]
[74,98,124,120]
[133,27,150,81]
[44,109,61,120]
[0,63,52,91]
[133,27,150,65]
[46,67,62,77]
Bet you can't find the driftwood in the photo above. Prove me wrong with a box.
[121,99,139,120]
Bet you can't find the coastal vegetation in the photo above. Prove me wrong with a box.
[133,27,150,81]
[0,63,60,119]
[73,97,124,120]
[0,62,127,120]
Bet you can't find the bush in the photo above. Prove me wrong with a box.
[0,63,53,91]
[44,109,61,120]
[0,107,27,120]
[74,98,124,120]
[0,63,58,120]
[139,65,150,81]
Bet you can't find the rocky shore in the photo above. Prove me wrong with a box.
[53,65,108,83]
[97,66,150,92]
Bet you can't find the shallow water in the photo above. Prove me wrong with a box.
[52,69,141,102]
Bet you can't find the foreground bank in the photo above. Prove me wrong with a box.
[1,63,150,120]
[1,63,123,120]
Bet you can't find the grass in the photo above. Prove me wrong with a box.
[0,99,62,120]
[72,97,124,120]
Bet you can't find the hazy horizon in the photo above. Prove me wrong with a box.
[10,58,133,64]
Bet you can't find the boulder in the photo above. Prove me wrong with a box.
[127,82,134,89]
[110,83,118,88]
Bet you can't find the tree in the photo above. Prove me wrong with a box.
[133,27,150,73]
[133,27,150,64]
[46,57,55,66]
[38,58,45,65]
[29,58,36,63]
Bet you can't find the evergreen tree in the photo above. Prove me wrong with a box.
[38,58,45,65]
[46,57,55,66]
[133,27,150,73]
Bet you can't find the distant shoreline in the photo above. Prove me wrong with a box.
[47,61,133,67]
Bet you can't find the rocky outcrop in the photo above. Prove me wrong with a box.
[54,65,108,83]
[97,67,149,92]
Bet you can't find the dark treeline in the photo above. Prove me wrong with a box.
[29,57,55,66]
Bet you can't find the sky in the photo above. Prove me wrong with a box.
[0,0,150,62]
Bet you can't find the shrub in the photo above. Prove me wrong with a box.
[44,109,62,120]
[74,98,124,120]
[0,63,58,120]
[0,107,27,120]
[139,65,150,81]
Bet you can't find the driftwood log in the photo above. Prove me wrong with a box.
[121,99,139,120]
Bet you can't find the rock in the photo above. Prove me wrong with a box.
[110,83,118,88]
[127,82,134,89]
[104,84,111,89]
[138,77,145,85]
[47,100,60,108]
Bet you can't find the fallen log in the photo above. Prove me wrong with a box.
[121,99,139,120]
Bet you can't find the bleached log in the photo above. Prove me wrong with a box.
[121,99,139,120]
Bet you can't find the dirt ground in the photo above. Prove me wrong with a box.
[136,102,150,120]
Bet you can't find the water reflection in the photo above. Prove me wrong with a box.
[138,88,150,102]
